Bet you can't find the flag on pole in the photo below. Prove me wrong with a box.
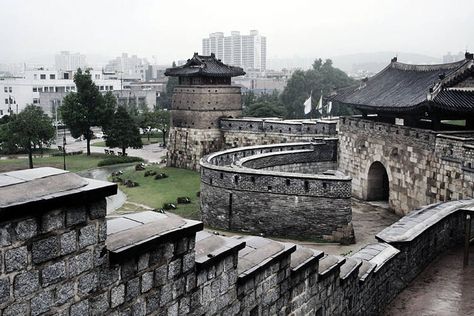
[327,101,332,116]
[316,95,323,114]
[303,93,312,115]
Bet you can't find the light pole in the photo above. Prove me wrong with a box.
[63,126,67,170]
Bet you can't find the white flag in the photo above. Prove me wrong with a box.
[303,96,312,115]
[327,101,332,115]
[316,95,323,114]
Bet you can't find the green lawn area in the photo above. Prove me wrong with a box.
[117,166,201,220]
[0,153,109,173]
[93,137,163,147]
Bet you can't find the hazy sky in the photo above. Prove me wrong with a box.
[1,0,473,64]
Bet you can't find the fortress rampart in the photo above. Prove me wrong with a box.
[338,116,474,215]
[1,167,472,315]
[199,141,354,242]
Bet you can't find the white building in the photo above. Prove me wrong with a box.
[104,53,150,81]
[0,69,121,117]
[55,51,87,71]
[202,30,266,72]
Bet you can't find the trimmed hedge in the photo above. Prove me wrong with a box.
[97,156,144,167]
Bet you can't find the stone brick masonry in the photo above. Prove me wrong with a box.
[1,168,472,315]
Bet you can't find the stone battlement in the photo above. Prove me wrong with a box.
[0,167,471,315]
[199,141,353,242]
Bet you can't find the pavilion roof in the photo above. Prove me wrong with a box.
[164,53,245,78]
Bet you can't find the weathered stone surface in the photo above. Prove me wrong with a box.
[5,246,27,272]
[0,277,10,303]
[42,209,64,232]
[0,223,12,246]
[79,224,98,248]
[141,271,153,293]
[42,260,66,286]
[3,302,28,316]
[126,277,140,302]
[32,235,60,264]
[60,230,77,255]
[66,206,87,226]
[31,290,53,316]
[89,200,106,219]
[78,272,98,295]
[14,270,39,297]
[111,284,125,308]
[70,300,89,316]
[14,218,37,240]
[90,291,109,315]
[69,250,93,276]
[55,282,74,305]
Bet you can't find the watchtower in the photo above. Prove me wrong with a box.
[165,53,245,170]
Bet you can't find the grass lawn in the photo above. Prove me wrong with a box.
[442,120,466,127]
[0,153,109,173]
[93,137,163,147]
[117,166,201,220]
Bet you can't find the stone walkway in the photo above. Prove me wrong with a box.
[384,245,474,316]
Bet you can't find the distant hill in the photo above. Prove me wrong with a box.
[267,52,442,75]
[331,52,442,75]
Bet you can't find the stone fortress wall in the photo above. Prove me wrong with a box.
[1,168,473,316]
[168,116,338,171]
[199,140,354,243]
[338,116,474,215]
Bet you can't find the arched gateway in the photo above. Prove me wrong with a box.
[367,161,389,201]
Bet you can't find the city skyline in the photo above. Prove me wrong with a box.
[1,0,473,66]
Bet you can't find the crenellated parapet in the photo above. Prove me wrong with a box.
[0,168,472,315]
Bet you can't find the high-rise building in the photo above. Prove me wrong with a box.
[54,51,87,71]
[104,53,150,81]
[202,30,266,72]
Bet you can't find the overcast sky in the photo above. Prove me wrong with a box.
[1,0,473,65]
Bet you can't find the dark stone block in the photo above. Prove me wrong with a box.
[32,235,60,264]
[42,260,66,286]
[14,270,39,297]
[66,206,87,226]
[31,290,53,316]
[5,246,27,272]
[70,300,89,316]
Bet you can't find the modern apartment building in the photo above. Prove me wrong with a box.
[104,53,151,81]
[202,30,266,72]
[55,51,87,71]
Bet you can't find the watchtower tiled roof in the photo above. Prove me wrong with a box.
[165,53,245,78]
[331,53,474,114]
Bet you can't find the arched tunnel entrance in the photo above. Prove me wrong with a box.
[367,161,389,201]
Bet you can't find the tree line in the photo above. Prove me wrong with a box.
[244,58,357,118]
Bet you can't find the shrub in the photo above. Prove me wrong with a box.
[97,156,144,167]
[154,173,169,180]
[177,197,191,204]
[163,203,177,210]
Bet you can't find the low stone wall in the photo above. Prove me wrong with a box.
[1,168,473,315]
[199,141,354,243]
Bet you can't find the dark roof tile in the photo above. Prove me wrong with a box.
[165,53,245,78]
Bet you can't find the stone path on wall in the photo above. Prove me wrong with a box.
[384,245,474,315]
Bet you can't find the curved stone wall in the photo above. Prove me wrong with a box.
[199,140,354,243]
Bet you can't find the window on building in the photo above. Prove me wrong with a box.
[4,99,8,104]
[33,98,39,104]
[33,87,38,92]
[95,74,100,79]
[100,86,104,91]
[0,110,3,116]
[8,87,12,93]
[3,87,7,93]
[50,74,56,80]
[64,73,69,80]
[109,86,113,91]
[44,87,49,92]
[40,74,46,80]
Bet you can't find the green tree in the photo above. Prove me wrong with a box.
[243,91,287,117]
[156,110,170,146]
[138,110,157,141]
[60,69,113,155]
[279,59,355,119]
[5,105,55,168]
[159,61,179,109]
[105,106,143,155]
